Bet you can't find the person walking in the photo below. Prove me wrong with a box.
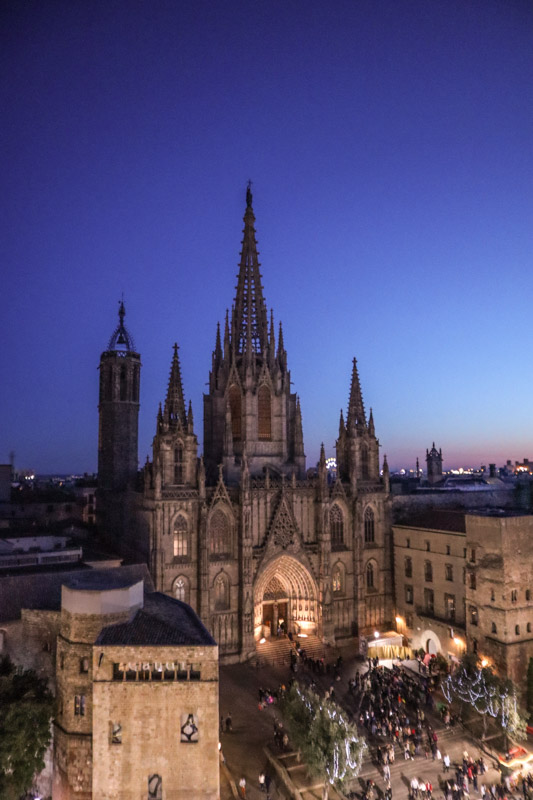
[225,712,232,732]
[259,772,266,792]
[443,753,451,773]
[239,776,246,799]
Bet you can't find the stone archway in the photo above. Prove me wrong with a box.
[253,554,318,641]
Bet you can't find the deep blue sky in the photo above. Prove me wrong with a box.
[1,0,532,474]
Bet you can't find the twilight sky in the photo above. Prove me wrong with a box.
[1,0,532,475]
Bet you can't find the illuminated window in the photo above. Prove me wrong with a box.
[229,386,241,440]
[173,576,188,603]
[330,505,344,546]
[210,508,231,556]
[445,594,456,622]
[80,657,89,674]
[364,507,375,543]
[332,565,343,594]
[470,606,478,626]
[74,695,86,716]
[258,385,271,440]
[405,585,413,605]
[173,516,188,558]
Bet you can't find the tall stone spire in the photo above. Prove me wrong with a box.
[231,183,269,358]
[163,343,186,429]
[347,357,366,430]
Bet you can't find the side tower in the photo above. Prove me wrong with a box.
[426,442,443,485]
[336,358,380,489]
[98,301,141,491]
[203,186,305,484]
[145,344,200,593]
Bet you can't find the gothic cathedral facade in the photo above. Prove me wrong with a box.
[98,188,393,662]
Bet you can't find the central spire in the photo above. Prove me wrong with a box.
[231,184,269,357]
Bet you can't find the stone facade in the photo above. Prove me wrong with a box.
[98,189,394,660]
[52,572,219,800]
[393,511,533,689]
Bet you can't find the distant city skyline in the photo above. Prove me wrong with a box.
[1,1,532,475]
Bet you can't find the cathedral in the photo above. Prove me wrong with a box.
[97,187,393,662]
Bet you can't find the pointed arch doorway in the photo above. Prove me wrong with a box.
[254,554,319,641]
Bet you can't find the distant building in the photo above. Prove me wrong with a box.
[426,443,443,485]
[393,510,533,692]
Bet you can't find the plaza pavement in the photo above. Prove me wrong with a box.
[219,648,505,800]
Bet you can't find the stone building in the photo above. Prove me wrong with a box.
[98,187,393,661]
[393,510,533,689]
[53,571,218,800]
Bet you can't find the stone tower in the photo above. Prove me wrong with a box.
[426,442,443,485]
[203,185,305,484]
[98,301,141,491]
[336,358,380,489]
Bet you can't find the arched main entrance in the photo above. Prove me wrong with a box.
[253,554,318,641]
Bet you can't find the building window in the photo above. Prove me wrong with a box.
[148,775,162,800]
[490,589,495,602]
[470,549,476,563]
[424,588,434,615]
[332,565,343,594]
[173,576,188,603]
[469,572,476,590]
[406,538,410,549]
[214,573,230,610]
[515,624,520,636]
[210,508,231,556]
[424,561,433,582]
[111,722,122,744]
[491,622,497,634]
[174,445,183,484]
[526,590,531,601]
[445,594,456,623]
[228,385,241,440]
[425,540,430,552]
[470,607,478,626]
[258,385,271,440]
[445,563,453,582]
[80,657,89,674]
[472,638,478,654]
[405,612,413,628]
[173,516,188,558]
[364,507,375,543]
[527,623,531,633]
[180,713,199,743]
[446,545,451,555]
[366,562,375,590]
[361,445,369,480]
[404,557,412,578]
[463,548,467,558]
[120,365,127,401]
[74,695,86,716]
[330,505,344,546]
[511,590,518,604]
[405,585,413,605]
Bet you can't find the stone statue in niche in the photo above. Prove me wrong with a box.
[180,713,199,743]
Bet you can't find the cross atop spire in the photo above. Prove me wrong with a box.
[163,343,186,428]
[231,185,269,357]
[347,357,366,429]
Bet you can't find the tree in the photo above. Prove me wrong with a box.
[0,655,55,800]
[442,653,527,744]
[281,682,366,799]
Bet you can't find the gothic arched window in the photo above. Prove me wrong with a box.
[173,575,188,603]
[258,385,272,440]
[214,573,230,610]
[173,516,188,558]
[330,504,344,546]
[228,385,241,440]
[361,444,369,480]
[364,507,375,543]
[366,561,375,590]
[332,564,344,594]
[174,445,183,484]
[210,508,231,556]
